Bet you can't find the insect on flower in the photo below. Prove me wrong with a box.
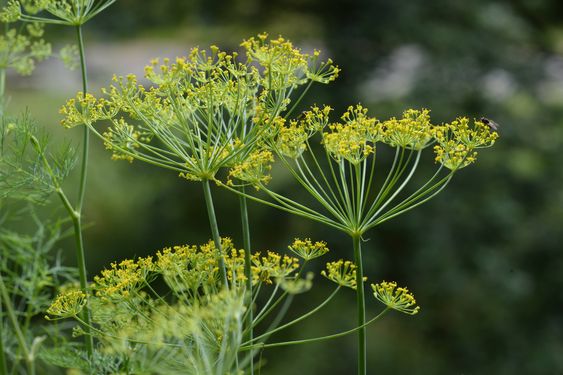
[480,117,500,131]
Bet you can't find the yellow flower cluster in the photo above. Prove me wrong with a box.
[60,34,339,183]
[371,281,420,315]
[300,105,333,133]
[382,109,433,149]
[270,106,499,175]
[241,33,339,89]
[276,120,309,159]
[59,92,114,128]
[306,50,341,84]
[227,149,274,189]
[102,118,142,162]
[252,251,300,283]
[288,238,329,261]
[46,290,86,319]
[323,105,376,164]
[87,238,304,301]
[156,244,218,293]
[433,117,499,170]
[321,260,365,289]
[93,257,154,300]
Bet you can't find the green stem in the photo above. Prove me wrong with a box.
[241,308,389,350]
[352,234,366,375]
[0,68,5,116]
[0,294,9,375]
[202,179,228,288]
[56,189,94,358]
[76,25,89,212]
[70,24,94,359]
[0,13,7,116]
[238,187,254,375]
[245,286,340,345]
[0,275,34,375]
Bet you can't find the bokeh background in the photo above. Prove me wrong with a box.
[6,0,563,373]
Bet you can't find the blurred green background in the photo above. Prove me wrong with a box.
[6,0,563,373]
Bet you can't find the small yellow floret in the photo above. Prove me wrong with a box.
[372,281,420,315]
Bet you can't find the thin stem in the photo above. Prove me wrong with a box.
[0,67,5,116]
[285,80,313,118]
[0,14,7,116]
[202,179,228,288]
[238,187,254,375]
[70,24,94,359]
[352,234,366,375]
[56,188,93,358]
[245,286,340,345]
[241,308,389,350]
[0,275,34,375]
[0,301,7,375]
[76,25,89,213]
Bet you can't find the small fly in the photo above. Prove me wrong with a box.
[479,117,500,131]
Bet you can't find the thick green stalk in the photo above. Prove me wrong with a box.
[352,234,366,375]
[238,187,254,375]
[76,25,89,212]
[70,24,94,359]
[0,276,34,375]
[202,179,228,287]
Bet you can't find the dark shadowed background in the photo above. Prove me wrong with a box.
[6,0,563,373]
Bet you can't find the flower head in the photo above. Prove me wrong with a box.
[61,35,338,184]
[382,108,433,149]
[227,149,274,189]
[252,251,300,283]
[14,0,117,26]
[46,290,86,319]
[433,117,499,170]
[288,238,329,261]
[321,260,365,289]
[371,281,420,315]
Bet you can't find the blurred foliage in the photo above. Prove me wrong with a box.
[5,0,563,373]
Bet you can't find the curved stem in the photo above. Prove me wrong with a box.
[352,234,366,375]
[240,308,389,350]
[238,187,254,375]
[245,286,340,345]
[0,275,34,375]
[202,179,228,288]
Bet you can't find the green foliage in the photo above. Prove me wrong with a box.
[44,238,361,374]
[0,22,50,76]
[0,215,77,374]
[0,114,76,203]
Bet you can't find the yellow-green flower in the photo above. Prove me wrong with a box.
[228,149,274,189]
[382,108,433,149]
[46,290,86,319]
[322,105,377,164]
[276,121,309,159]
[371,281,420,315]
[321,260,364,289]
[433,117,498,170]
[253,251,300,283]
[288,238,329,261]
